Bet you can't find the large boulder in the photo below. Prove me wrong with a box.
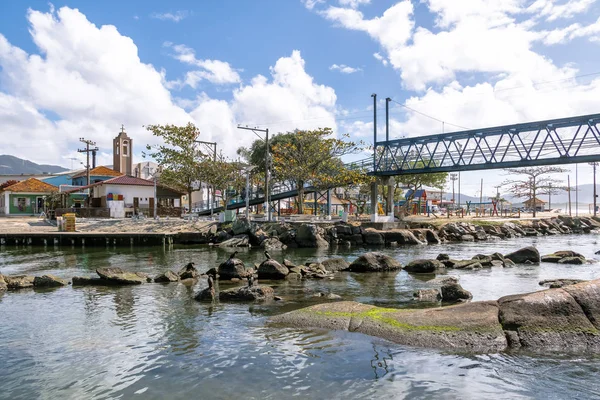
[33,275,67,288]
[440,282,472,302]
[218,258,250,280]
[404,259,444,274]
[504,246,540,264]
[270,300,506,352]
[348,252,402,272]
[498,284,600,349]
[260,237,287,251]
[257,259,289,280]
[177,263,199,280]
[218,235,250,247]
[320,258,350,272]
[295,224,329,248]
[0,274,6,291]
[4,275,35,289]
[154,270,179,283]
[96,268,145,284]
[559,256,586,265]
[363,229,385,245]
[232,218,254,235]
[542,250,586,264]
[383,229,424,245]
[219,285,275,302]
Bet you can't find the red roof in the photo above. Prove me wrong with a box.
[2,178,58,193]
[65,175,154,193]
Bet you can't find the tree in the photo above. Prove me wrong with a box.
[144,123,206,212]
[201,157,246,209]
[270,128,364,214]
[502,166,567,217]
[0,180,19,190]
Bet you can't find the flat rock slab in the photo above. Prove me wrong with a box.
[96,268,145,285]
[348,252,402,272]
[270,300,506,352]
[33,275,67,287]
[4,275,35,289]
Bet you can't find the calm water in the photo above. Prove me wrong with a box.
[1,235,600,399]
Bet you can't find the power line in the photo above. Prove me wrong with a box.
[389,99,471,130]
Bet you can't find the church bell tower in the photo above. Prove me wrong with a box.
[113,125,133,175]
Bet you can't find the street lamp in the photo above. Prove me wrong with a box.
[237,125,271,221]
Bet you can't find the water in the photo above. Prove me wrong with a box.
[1,235,600,399]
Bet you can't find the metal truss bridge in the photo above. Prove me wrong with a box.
[373,113,600,176]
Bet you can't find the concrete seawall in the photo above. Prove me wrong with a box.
[0,232,174,247]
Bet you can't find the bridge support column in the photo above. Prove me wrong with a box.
[326,189,331,217]
[385,177,395,217]
[370,180,379,222]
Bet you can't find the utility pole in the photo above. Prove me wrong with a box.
[78,138,98,207]
[590,162,598,217]
[450,173,458,209]
[568,175,572,216]
[576,164,579,216]
[238,126,270,221]
[458,171,461,209]
[195,140,217,217]
[479,178,483,213]
[372,93,377,170]
[548,182,552,210]
[385,97,391,142]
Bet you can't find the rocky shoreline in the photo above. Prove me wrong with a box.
[179,215,600,249]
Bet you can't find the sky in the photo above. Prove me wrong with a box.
[1,0,600,198]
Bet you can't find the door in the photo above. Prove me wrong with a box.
[36,197,44,214]
[149,197,155,216]
[133,197,139,208]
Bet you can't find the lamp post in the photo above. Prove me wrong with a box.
[237,126,270,221]
[450,173,458,209]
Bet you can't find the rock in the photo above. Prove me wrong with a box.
[218,235,250,247]
[96,268,145,284]
[436,253,450,261]
[558,256,586,265]
[440,282,473,302]
[541,255,563,263]
[0,274,6,291]
[348,252,402,272]
[429,276,459,285]
[194,287,216,301]
[261,237,287,250]
[472,254,493,266]
[363,229,385,245]
[295,224,329,248]
[442,259,480,269]
[33,275,67,287]
[562,279,600,330]
[503,259,516,267]
[504,246,540,264]
[334,224,353,236]
[460,234,475,242]
[215,230,232,243]
[349,234,363,244]
[177,263,199,280]
[154,270,179,283]
[232,218,254,235]
[283,259,296,268]
[539,279,586,288]
[320,258,350,272]
[218,258,250,280]
[257,259,289,280]
[404,259,444,274]
[135,272,153,283]
[285,272,302,281]
[383,229,424,245]
[414,288,441,302]
[219,285,275,302]
[498,284,600,350]
[325,293,342,300]
[4,275,35,289]
[270,300,506,352]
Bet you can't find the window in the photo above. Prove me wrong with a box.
[123,140,129,156]
[116,145,119,156]
[17,197,27,212]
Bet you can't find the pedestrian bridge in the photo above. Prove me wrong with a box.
[373,113,600,176]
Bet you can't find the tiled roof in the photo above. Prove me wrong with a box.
[72,166,123,179]
[2,178,58,193]
[65,175,154,193]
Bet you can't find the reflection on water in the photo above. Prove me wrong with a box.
[1,234,600,399]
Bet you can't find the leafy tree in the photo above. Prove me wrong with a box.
[200,157,246,209]
[270,128,364,214]
[502,166,567,217]
[144,123,206,212]
[0,180,19,190]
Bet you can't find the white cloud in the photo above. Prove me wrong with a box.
[373,52,388,66]
[540,16,600,44]
[329,63,362,74]
[301,0,324,10]
[165,42,241,86]
[339,0,371,9]
[150,11,189,22]
[526,0,596,22]
[0,7,338,166]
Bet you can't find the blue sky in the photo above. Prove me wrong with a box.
[1,0,600,196]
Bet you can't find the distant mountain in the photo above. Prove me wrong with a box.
[0,155,68,175]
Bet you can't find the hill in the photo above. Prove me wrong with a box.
[0,155,68,175]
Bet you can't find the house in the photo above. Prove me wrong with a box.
[66,175,184,217]
[523,197,546,211]
[0,178,58,215]
[71,166,123,186]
